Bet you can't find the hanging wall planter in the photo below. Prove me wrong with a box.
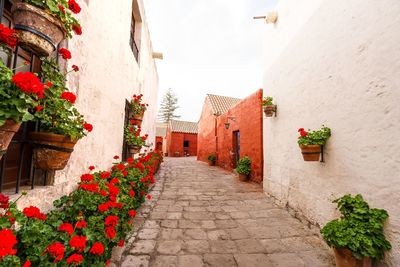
[0,120,20,160]
[333,248,371,267]
[262,96,277,117]
[297,126,331,162]
[12,2,67,57]
[29,132,77,170]
[130,94,147,126]
[128,145,141,155]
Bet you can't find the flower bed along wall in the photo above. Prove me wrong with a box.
[0,151,163,267]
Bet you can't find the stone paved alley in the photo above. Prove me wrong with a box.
[112,157,335,267]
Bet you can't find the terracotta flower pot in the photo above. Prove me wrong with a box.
[238,173,249,181]
[263,105,276,117]
[208,161,215,166]
[29,132,77,170]
[131,114,144,125]
[11,2,67,57]
[299,144,321,161]
[128,145,141,155]
[333,248,371,267]
[0,120,20,160]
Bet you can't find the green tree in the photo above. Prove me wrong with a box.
[158,88,180,123]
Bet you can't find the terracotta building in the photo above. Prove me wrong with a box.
[155,122,167,155]
[198,91,263,182]
[166,120,198,157]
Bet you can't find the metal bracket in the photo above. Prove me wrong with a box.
[14,24,57,50]
[320,145,324,163]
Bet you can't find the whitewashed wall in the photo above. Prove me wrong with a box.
[262,0,400,265]
[16,0,159,211]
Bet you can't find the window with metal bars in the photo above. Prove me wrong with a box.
[129,0,142,63]
[0,0,57,194]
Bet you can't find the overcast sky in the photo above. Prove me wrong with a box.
[143,0,278,122]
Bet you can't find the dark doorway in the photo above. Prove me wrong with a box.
[232,131,240,167]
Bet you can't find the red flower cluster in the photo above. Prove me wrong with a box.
[89,242,104,255]
[100,171,111,179]
[83,123,93,132]
[79,183,99,193]
[298,128,308,137]
[0,23,17,48]
[12,72,46,98]
[59,222,74,236]
[80,173,94,182]
[22,206,46,220]
[105,215,118,227]
[0,193,9,209]
[46,242,65,263]
[69,235,87,252]
[68,0,81,14]
[67,253,83,265]
[128,210,136,217]
[72,24,82,35]
[105,226,116,239]
[75,220,87,229]
[72,65,79,72]
[97,201,122,212]
[59,48,72,59]
[0,229,17,258]
[61,91,77,104]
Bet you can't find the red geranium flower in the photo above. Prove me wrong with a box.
[89,242,104,255]
[298,128,305,132]
[128,210,136,217]
[0,229,18,258]
[99,190,107,197]
[105,215,118,227]
[72,24,82,35]
[69,235,87,252]
[79,183,99,193]
[0,193,9,209]
[0,23,17,48]
[118,240,125,247]
[59,222,74,236]
[105,226,116,239]
[83,123,93,132]
[113,155,119,159]
[67,253,83,265]
[147,195,152,200]
[46,242,65,263]
[46,81,53,87]
[300,131,308,137]
[36,105,43,112]
[128,190,135,197]
[59,48,72,59]
[75,220,87,229]
[89,165,95,170]
[22,260,31,267]
[22,206,46,220]
[68,0,81,14]
[72,65,79,72]
[12,72,45,98]
[61,91,77,104]
[80,173,93,182]
[100,171,111,179]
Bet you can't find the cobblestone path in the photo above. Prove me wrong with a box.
[112,157,334,267]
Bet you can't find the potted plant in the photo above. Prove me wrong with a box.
[298,126,331,161]
[207,154,216,166]
[235,156,251,181]
[0,29,42,159]
[11,0,82,56]
[124,124,147,156]
[262,96,276,117]
[321,194,391,267]
[29,59,92,170]
[130,94,148,125]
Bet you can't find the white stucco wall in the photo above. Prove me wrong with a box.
[262,0,400,265]
[15,0,159,211]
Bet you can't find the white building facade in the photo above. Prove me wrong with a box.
[262,0,400,265]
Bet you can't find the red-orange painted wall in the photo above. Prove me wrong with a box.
[166,129,198,157]
[155,136,163,151]
[197,98,217,162]
[197,89,264,182]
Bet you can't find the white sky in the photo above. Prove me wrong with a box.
[143,0,278,122]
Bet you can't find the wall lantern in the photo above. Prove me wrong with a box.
[224,117,236,130]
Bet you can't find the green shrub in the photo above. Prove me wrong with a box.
[235,156,251,175]
[207,154,216,162]
[321,194,391,259]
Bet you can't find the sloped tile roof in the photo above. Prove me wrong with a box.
[207,94,241,116]
[155,122,167,137]
[169,120,198,134]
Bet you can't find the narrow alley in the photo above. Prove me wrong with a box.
[113,158,334,267]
